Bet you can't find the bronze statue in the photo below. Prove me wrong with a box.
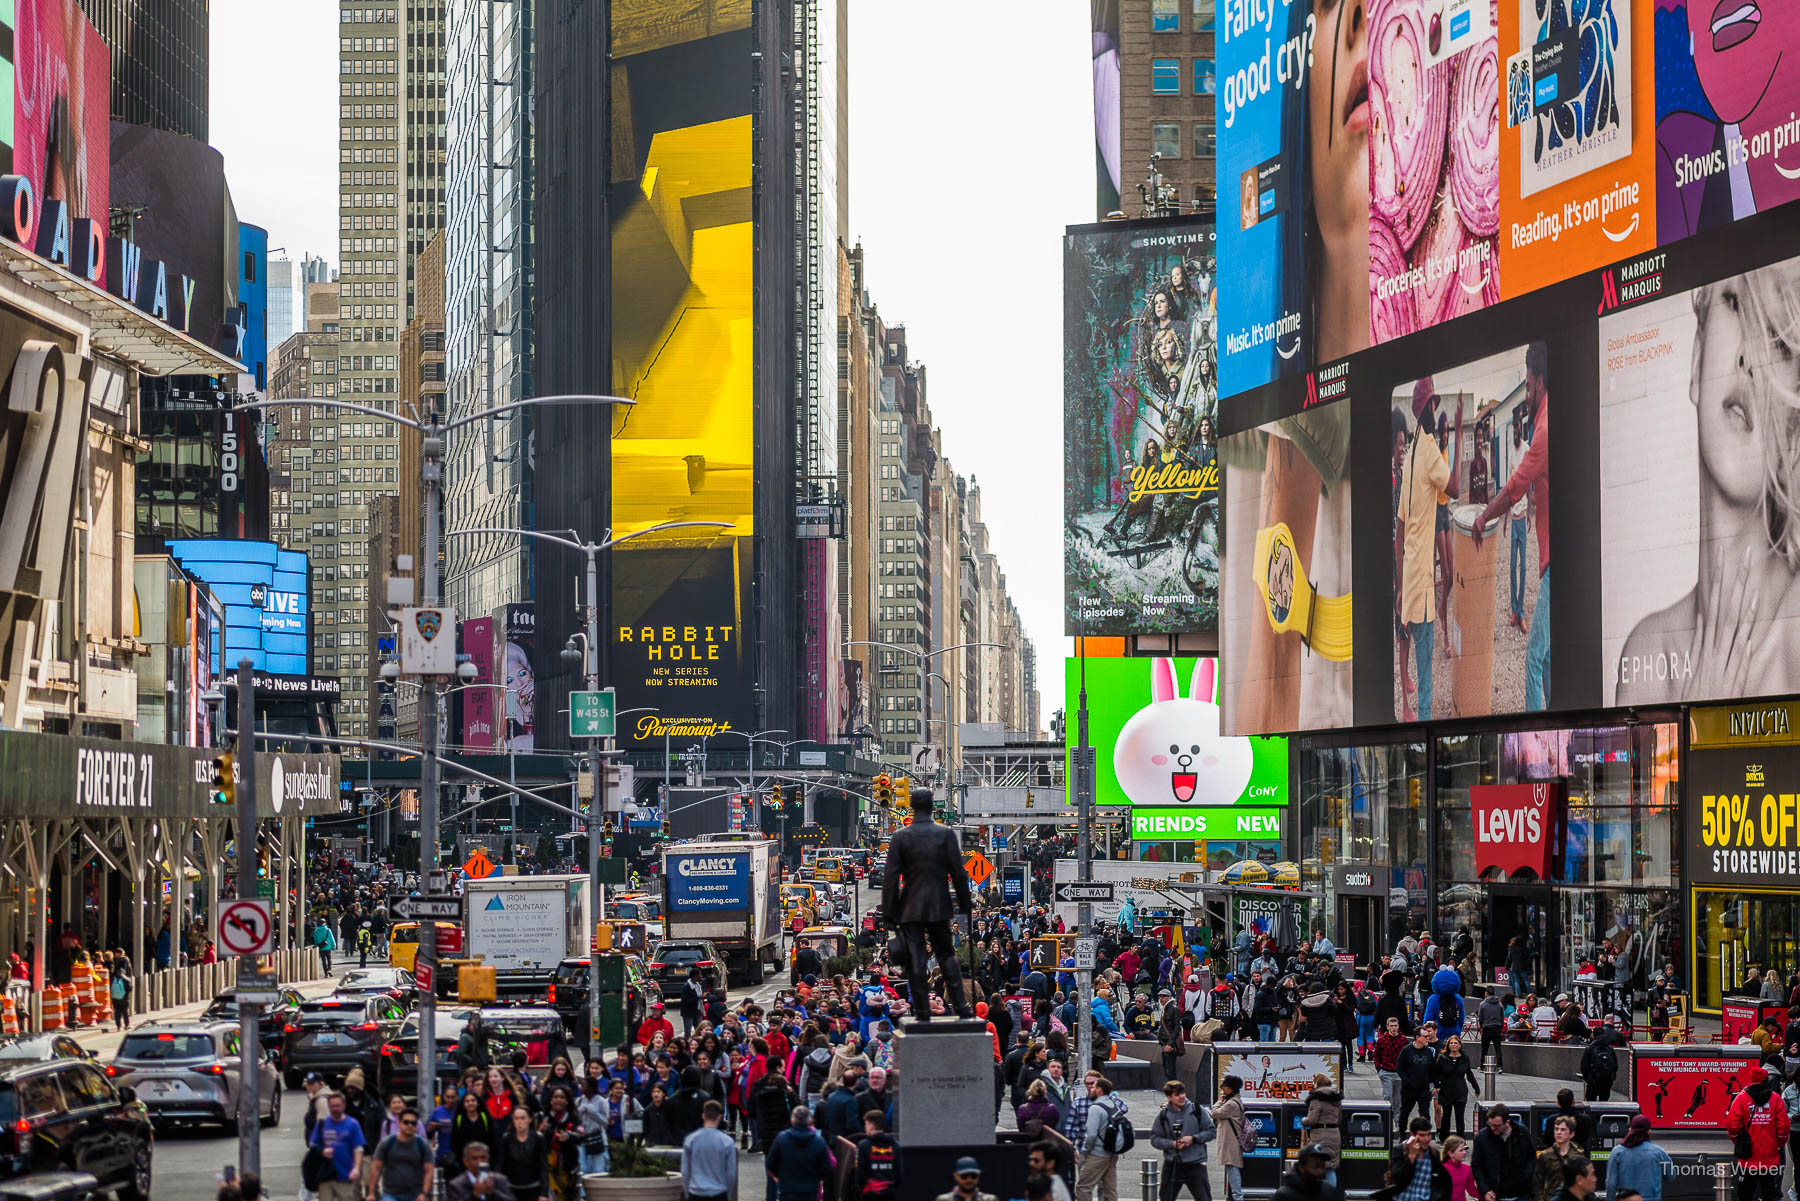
[879,786,974,1021]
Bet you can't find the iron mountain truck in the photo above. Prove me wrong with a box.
[661,840,780,985]
[461,874,592,998]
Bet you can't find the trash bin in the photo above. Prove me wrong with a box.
[1584,1101,1640,1187]
[1240,1105,1286,1198]
[1337,1101,1394,1196]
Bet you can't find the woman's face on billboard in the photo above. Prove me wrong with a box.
[1694,278,1767,509]
[1307,0,1370,240]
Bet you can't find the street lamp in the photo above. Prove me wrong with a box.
[239,390,637,1113]
[447,520,729,1061]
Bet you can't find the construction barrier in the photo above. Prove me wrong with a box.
[93,966,111,1024]
[2,995,19,1035]
[40,987,64,1030]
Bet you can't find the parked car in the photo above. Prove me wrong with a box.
[382,1008,476,1099]
[202,985,306,1062]
[0,1034,92,1064]
[332,967,417,1006]
[0,1057,154,1200]
[549,956,649,1055]
[281,994,407,1089]
[109,1020,280,1133]
[647,940,724,1001]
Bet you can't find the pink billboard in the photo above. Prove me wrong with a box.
[461,617,496,748]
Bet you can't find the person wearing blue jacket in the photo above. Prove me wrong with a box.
[765,1105,835,1201]
[1424,969,1466,1033]
[1090,992,1123,1036]
[1605,1116,1670,1201]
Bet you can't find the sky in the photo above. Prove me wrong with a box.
[211,0,1086,723]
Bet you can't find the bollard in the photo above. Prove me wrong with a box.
[1714,1160,1733,1201]
[1141,1158,1161,1201]
[1482,1054,1498,1102]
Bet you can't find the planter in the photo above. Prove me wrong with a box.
[580,1172,684,1201]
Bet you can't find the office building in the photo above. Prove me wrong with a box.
[1094,0,1217,217]
[78,0,209,141]
[443,0,533,621]
[319,0,446,736]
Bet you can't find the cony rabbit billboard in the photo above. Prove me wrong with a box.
[1065,656,1289,840]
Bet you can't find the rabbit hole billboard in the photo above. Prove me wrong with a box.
[1065,656,1288,840]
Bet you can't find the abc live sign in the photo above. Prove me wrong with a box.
[1471,783,1557,880]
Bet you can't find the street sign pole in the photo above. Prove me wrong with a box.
[1076,629,1094,1078]
[234,658,261,1179]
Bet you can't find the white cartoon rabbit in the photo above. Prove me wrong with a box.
[1113,658,1255,805]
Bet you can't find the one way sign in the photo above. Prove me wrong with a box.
[1053,882,1115,904]
[394,896,462,920]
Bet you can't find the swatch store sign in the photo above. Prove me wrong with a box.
[1687,703,1800,884]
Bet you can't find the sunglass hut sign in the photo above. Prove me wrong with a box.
[0,176,199,333]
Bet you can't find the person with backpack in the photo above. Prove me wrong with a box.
[109,956,131,1031]
[1725,1066,1790,1201]
[854,1111,902,1201]
[765,1105,836,1201]
[1078,1072,1132,1201]
[1580,1019,1627,1101]
[367,1106,435,1201]
[1149,1079,1216,1201]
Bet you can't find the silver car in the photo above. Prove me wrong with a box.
[108,1020,281,1133]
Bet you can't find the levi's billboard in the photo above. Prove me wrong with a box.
[1471,782,1556,879]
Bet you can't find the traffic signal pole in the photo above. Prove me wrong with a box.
[235,657,262,1178]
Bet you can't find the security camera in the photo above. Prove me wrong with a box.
[380,660,400,681]
[457,661,478,683]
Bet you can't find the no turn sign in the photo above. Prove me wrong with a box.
[218,900,274,957]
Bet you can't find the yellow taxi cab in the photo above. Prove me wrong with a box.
[388,922,420,972]
[780,884,818,924]
[814,856,845,884]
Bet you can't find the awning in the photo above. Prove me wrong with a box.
[0,240,244,377]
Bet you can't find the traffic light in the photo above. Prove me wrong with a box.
[210,753,235,806]
[772,783,785,811]
[659,819,671,838]
[1025,790,1036,809]
[895,776,911,811]
[874,774,892,808]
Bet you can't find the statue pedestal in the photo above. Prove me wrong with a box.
[894,1020,994,1147]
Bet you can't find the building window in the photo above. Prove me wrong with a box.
[1193,0,1215,29]
[1194,123,1216,160]
[1194,59,1215,95]
[1152,122,1182,160]
[1151,59,1181,95]
[1152,0,1180,30]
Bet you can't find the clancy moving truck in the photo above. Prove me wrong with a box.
[458,873,591,998]
[662,838,780,985]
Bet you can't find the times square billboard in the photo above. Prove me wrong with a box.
[1210,0,1800,734]
[165,539,309,677]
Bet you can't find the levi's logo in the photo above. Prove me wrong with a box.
[1476,804,1543,843]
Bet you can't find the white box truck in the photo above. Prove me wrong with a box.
[461,873,592,997]
[662,838,780,985]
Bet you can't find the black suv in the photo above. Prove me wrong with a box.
[382,1008,475,1100]
[647,940,724,1001]
[0,1057,154,1200]
[550,956,649,1054]
[281,994,406,1089]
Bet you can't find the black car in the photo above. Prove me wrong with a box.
[202,985,305,1062]
[0,1035,92,1065]
[868,860,885,888]
[332,968,417,1006]
[381,1008,476,1100]
[647,940,724,1001]
[549,956,649,1055]
[281,994,406,1089]
[0,1057,154,1200]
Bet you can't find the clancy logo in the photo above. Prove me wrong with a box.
[677,857,740,877]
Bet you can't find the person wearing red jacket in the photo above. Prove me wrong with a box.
[1725,1066,1789,1201]
[635,1002,674,1049]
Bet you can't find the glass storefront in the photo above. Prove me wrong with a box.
[1298,741,1429,962]
[1434,722,1682,999]
[1692,889,1800,1013]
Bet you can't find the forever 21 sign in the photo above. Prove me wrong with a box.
[75,747,154,809]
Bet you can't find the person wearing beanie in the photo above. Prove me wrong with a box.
[1604,1116,1670,1201]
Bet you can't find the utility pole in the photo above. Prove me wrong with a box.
[235,657,262,1177]
[415,423,445,1114]
[584,543,606,1068]
[1075,631,1094,1077]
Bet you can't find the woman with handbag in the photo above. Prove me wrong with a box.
[1014,1078,1061,1137]
[538,1086,582,1201]
[575,1074,608,1177]
[1214,1074,1251,1201]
